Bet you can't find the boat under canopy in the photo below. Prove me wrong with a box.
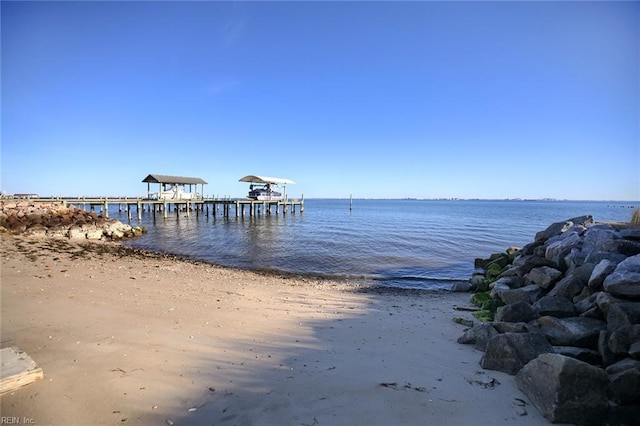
[239,175,295,201]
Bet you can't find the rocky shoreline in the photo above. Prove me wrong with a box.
[458,215,640,425]
[0,200,146,240]
[4,201,638,424]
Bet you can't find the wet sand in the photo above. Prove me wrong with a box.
[0,234,547,425]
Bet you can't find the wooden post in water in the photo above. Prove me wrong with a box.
[104,199,109,218]
[350,194,353,211]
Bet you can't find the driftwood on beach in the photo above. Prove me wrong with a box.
[0,347,44,395]
[459,216,640,424]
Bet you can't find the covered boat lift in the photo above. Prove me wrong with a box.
[239,175,295,201]
[142,174,207,200]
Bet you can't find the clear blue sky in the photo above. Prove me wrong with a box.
[2,1,638,200]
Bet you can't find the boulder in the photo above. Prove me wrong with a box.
[489,279,511,300]
[582,225,621,253]
[85,225,104,240]
[491,322,532,334]
[102,221,133,240]
[532,316,606,349]
[46,226,69,238]
[516,353,608,425]
[457,323,498,351]
[553,345,601,365]
[603,254,640,299]
[547,263,593,299]
[607,325,640,355]
[606,358,640,404]
[631,341,640,359]
[68,226,87,240]
[481,332,553,375]
[533,295,576,318]
[605,302,640,331]
[620,227,640,241]
[588,259,617,289]
[524,265,562,289]
[508,255,557,277]
[545,232,583,270]
[494,302,538,323]
[599,330,625,368]
[451,281,472,292]
[494,284,541,305]
[534,216,593,242]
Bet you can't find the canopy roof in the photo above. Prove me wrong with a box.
[239,175,295,185]
[142,174,207,185]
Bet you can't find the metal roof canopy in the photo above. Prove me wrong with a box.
[239,175,295,185]
[142,174,208,185]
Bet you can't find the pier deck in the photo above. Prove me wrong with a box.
[22,197,304,220]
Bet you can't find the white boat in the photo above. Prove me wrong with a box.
[154,184,200,200]
[239,175,295,201]
[247,184,282,201]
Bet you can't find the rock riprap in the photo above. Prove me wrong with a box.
[458,215,640,424]
[0,201,146,240]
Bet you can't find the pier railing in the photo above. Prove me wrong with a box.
[5,196,304,220]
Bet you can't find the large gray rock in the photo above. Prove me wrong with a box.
[588,259,617,289]
[534,216,593,242]
[480,332,553,375]
[532,316,606,349]
[516,353,608,425]
[545,232,583,270]
[606,358,640,404]
[582,225,621,253]
[525,265,562,289]
[596,292,628,315]
[599,330,625,368]
[457,323,498,351]
[607,325,640,355]
[603,254,640,299]
[583,250,628,266]
[553,345,601,365]
[575,292,604,319]
[494,302,538,323]
[495,284,541,305]
[605,301,640,331]
[491,322,532,334]
[546,265,591,299]
[507,255,556,277]
[620,227,640,241]
[582,225,640,257]
[533,295,576,318]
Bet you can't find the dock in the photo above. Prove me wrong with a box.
[48,196,304,221]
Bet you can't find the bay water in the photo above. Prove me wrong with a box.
[119,199,638,290]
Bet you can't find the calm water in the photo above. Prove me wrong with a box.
[116,199,638,290]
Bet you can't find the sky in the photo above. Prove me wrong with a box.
[1,1,639,200]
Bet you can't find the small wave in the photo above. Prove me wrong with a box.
[372,275,467,291]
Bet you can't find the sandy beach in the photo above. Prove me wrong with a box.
[0,235,548,425]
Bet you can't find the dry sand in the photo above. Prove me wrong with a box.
[0,235,548,425]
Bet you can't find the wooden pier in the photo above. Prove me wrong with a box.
[47,196,304,221]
